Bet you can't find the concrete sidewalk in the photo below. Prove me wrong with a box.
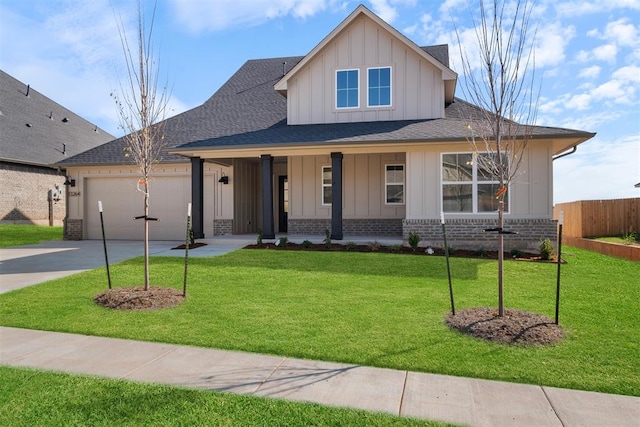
[1,326,638,426]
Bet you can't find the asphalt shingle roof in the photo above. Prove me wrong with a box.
[57,49,593,166]
[0,70,114,167]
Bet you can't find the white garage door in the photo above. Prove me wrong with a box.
[85,176,191,240]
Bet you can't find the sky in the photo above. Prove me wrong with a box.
[1,0,638,204]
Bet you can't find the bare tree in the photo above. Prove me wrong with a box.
[455,0,539,316]
[112,1,170,290]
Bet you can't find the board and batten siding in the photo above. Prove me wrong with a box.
[286,16,445,125]
[65,163,233,240]
[288,153,405,220]
[405,143,554,220]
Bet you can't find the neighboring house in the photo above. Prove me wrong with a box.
[0,70,114,226]
[58,5,594,249]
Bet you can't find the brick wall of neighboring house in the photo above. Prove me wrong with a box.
[0,162,66,225]
[403,218,558,252]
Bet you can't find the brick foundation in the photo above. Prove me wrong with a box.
[213,219,233,236]
[64,218,83,240]
[402,218,557,251]
[288,218,403,237]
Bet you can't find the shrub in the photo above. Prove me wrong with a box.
[476,247,487,257]
[407,232,420,252]
[346,241,357,251]
[302,240,313,249]
[368,241,381,252]
[278,237,288,247]
[539,238,553,260]
[256,230,263,245]
[324,229,331,248]
[391,244,402,252]
[622,230,638,245]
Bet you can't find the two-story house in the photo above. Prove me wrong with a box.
[59,5,594,250]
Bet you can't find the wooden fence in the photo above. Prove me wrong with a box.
[554,198,640,238]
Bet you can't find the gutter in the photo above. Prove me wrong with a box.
[552,146,577,161]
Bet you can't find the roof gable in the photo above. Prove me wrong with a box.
[0,70,114,167]
[274,4,457,102]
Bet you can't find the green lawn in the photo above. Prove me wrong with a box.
[0,366,447,427]
[0,247,638,396]
[0,224,63,248]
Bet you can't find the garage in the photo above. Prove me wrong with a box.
[85,176,191,240]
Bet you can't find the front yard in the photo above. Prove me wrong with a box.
[0,247,637,396]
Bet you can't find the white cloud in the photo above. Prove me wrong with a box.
[603,18,638,46]
[168,0,331,33]
[578,65,601,79]
[613,65,640,82]
[555,0,640,17]
[534,23,575,67]
[593,43,619,62]
[369,0,399,22]
[554,134,640,203]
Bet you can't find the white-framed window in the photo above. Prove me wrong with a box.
[322,166,332,205]
[336,69,359,109]
[368,67,391,107]
[441,153,509,213]
[385,164,404,204]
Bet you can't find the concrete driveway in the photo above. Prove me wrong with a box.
[0,237,252,294]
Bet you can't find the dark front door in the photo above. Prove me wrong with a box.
[278,175,288,233]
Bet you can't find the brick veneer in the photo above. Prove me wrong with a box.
[213,219,233,236]
[402,218,557,251]
[64,219,83,240]
[288,218,403,236]
[1,162,66,224]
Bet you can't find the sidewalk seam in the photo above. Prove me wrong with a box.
[541,386,566,427]
[398,370,409,417]
[120,346,179,379]
[253,357,287,394]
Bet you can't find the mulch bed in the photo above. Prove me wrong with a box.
[94,286,184,310]
[445,307,564,346]
[244,242,561,262]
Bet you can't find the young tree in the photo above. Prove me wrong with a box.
[455,0,539,316]
[113,1,170,290]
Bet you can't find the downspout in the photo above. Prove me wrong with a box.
[553,146,577,161]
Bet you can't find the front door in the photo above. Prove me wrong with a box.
[278,175,288,233]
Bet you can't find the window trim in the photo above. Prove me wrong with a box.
[384,164,405,205]
[367,66,392,108]
[441,152,510,214]
[335,69,360,109]
[321,166,332,206]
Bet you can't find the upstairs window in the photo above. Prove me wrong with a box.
[336,69,359,109]
[385,164,404,204]
[368,67,391,107]
[322,166,332,205]
[442,153,509,213]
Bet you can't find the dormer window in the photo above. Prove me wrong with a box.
[368,67,391,107]
[336,69,359,109]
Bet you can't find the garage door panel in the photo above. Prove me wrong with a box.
[86,176,190,240]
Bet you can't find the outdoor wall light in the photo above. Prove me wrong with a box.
[63,177,76,187]
[218,173,229,184]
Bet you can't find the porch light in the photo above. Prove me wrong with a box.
[63,177,76,187]
[218,173,229,184]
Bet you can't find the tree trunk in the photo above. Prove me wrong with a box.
[144,186,150,291]
[498,200,504,316]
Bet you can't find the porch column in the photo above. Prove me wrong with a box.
[331,152,343,240]
[191,157,204,239]
[261,154,275,239]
